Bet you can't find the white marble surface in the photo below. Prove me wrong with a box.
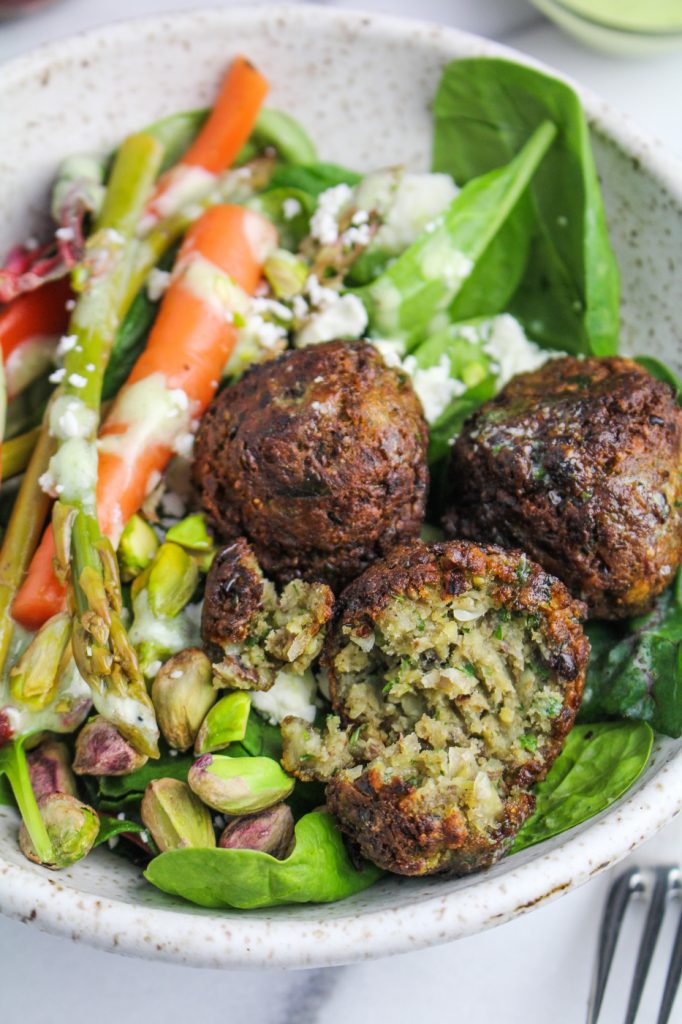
[1,2,681,1021]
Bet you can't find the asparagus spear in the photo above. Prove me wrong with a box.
[48,132,163,758]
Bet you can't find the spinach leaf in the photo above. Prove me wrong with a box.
[635,356,682,404]
[145,109,208,172]
[241,712,284,761]
[433,58,620,355]
[580,576,682,737]
[357,121,556,350]
[97,749,194,800]
[102,277,163,402]
[512,721,653,852]
[94,815,146,848]
[245,187,315,250]
[270,162,361,197]
[144,811,382,908]
[0,774,14,806]
[428,376,498,465]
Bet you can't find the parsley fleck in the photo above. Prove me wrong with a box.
[518,733,538,753]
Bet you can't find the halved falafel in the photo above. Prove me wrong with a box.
[283,539,589,876]
[202,537,334,691]
[443,356,682,619]
[193,340,429,590]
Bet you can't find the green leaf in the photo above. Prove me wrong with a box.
[250,109,317,166]
[144,811,382,908]
[245,187,315,250]
[357,120,556,350]
[512,721,653,852]
[240,712,284,761]
[433,57,620,355]
[94,815,146,847]
[580,576,682,737]
[97,749,194,799]
[0,773,14,806]
[270,162,361,197]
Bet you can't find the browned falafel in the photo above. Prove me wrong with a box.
[282,539,589,876]
[442,357,682,620]
[193,340,429,590]
[202,537,334,691]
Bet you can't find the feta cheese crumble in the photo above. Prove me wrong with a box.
[250,669,318,725]
[309,184,353,245]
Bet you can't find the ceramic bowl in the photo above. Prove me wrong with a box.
[1,3,681,969]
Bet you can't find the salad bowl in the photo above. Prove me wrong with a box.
[0,3,681,968]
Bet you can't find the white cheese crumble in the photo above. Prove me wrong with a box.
[68,372,87,389]
[296,293,368,347]
[282,197,302,220]
[147,268,172,302]
[48,395,98,441]
[354,169,458,255]
[403,354,466,423]
[309,184,353,245]
[482,314,553,387]
[48,367,67,384]
[250,669,317,725]
[56,334,78,357]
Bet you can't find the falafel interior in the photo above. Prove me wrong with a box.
[283,541,589,876]
[203,537,334,691]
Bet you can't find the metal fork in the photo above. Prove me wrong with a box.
[587,865,682,1024]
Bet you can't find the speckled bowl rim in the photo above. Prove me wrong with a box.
[1,4,682,969]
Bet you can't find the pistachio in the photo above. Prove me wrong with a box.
[188,754,294,815]
[140,778,215,852]
[19,793,99,869]
[118,514,159,580]
[27,738,77,800]
[151,648,215,751]
[194,692,251,755]
[72,715,149,776]
[9,613,72,709]
[145,542,199,618]
[218,803,294,859]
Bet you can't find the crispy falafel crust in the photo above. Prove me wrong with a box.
[443,357,682,620]
[324,540,589,876]
[193,340,429,590]
[202,537,264,648]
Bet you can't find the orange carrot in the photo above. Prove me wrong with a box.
[12,205,277,629]
[0,278,72,398]
[145,56,269,224]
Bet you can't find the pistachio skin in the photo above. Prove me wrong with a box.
[19,793,100,869]
[188,754,295,815]
[73,716,149,776]
[218,803,294,859]
[26,738,77,800]
[141,778,216,853]
[151,648,215,752]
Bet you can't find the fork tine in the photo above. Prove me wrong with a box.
[656,870,682,1024]
[587,867,641,1024]
[623,866,671,1024]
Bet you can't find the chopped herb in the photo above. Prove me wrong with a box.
[462,661,477,677]
[494,624,504,640]
[518,733,538,753]
[516,556,530,584]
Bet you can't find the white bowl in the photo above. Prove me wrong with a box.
[1,3,681,969]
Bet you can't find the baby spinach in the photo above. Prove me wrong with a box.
[144,811,382,909]
[580,576,682,737]
[269,162,361,197]
[0,774,14,806]
[246,187,315,250]
[97,749,195,801]
[357,120,556,350]
[94,815,146,848]
[512,721,653,853]
[433,58,620,356]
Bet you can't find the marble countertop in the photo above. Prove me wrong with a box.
[1,3,681,1022]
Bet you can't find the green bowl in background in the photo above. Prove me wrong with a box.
[530,0,682,54]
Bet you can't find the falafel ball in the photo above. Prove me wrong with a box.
[202,537,334,691]
[193,340,429,590]
[282,539,589,876]
[443,357,682,620]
